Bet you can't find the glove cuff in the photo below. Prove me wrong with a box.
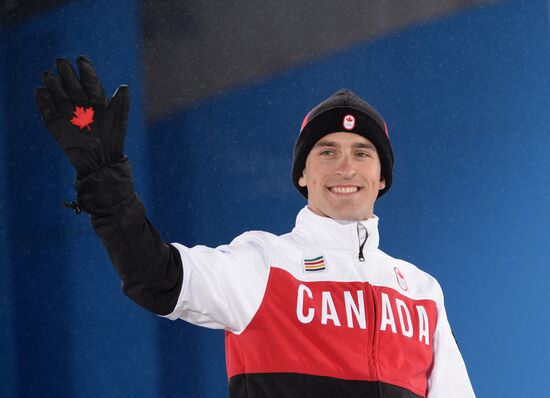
[75,157,136,216]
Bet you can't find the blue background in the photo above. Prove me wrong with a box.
[1,0,549,396]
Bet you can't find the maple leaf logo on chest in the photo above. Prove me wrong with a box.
[70,106,95,131]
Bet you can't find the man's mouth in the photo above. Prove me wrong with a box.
[328,186,360,194]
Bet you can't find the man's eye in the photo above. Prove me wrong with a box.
[320,150,334,156]
[356,152,371,158]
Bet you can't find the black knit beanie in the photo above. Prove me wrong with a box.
[291,89,394,198]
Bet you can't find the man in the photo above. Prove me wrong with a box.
[35,57,475,397]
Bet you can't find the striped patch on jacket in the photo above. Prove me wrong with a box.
[304,256,325,272]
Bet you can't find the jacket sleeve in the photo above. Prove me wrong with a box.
[427,286,476,397]
[91,194,271,330]
[163,232,272,333]
[76,159,270,326]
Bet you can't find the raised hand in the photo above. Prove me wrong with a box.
[35,56,129,177]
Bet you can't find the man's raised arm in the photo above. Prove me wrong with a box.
[35,56,182,315]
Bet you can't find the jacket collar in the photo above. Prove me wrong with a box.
[292,206,380,252]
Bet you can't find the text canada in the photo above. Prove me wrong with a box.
[296,284,431,345]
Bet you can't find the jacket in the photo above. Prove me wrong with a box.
[160,206,475,398]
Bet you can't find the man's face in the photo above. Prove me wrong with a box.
[298,132,385,221]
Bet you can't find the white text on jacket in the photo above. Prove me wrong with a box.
[296,284,430,345]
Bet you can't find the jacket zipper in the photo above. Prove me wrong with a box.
[357,222,379,392]
[357,223,368,262]
[371,287,380,396]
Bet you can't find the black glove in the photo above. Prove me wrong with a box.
[35,57,183,315]
[35,56,134,215]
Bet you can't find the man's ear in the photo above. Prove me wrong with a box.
[298,169,307,187]
[379,175,386,191]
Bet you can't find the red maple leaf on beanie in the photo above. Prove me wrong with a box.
[70,106,94,131]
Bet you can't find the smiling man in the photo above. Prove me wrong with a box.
[298,133,384,220]
[36,59,475,398]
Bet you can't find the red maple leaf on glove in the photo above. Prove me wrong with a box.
[70,106,95,131]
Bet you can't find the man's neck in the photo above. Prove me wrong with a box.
[306,204,375,222]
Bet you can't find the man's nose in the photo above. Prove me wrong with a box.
[335,155,356,179]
